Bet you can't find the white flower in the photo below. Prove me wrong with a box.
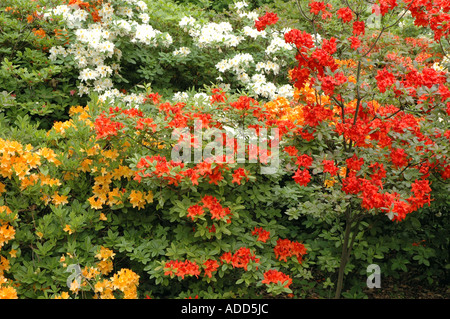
[216,60,230,73]
[277,84,294,99]
[173,47,191,57]
[79,68,99,81]
[77,83,90,96]
[237,72,250,83]
[139,13,150,24]
[98,41,115,54]
[173,92,189,102]
[266,33,293,55]
[234,1,248,10]
[96,65,113,78]
[133,24,158,45]
[136,1,148,11]
[179,16,196,29]
[243,26,265,39]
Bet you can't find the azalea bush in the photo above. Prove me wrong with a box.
[0,0,85,130]
[0,0,449,300]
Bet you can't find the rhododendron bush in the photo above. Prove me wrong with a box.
[0,0,449,299]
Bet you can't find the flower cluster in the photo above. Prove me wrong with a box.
[254,12,279,32]
[262,269,292,288]
[164,260,201,279]
[274,238,307,263]
[187,195,232,222]
[251,227,270,243]
[220,247,260,271]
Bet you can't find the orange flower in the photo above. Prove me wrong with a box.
[262,269,292,288]
[63,224,73,235]
[52,193,68,206]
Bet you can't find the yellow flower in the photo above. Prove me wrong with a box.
[129,190,145,210]
[99,213,107,221]
[110,268,140,299]
[52,120,74,135]
[63,224,74,235]
[324,178,337,188]
[97,259,113,275]
[52,193,68,206]
[69,280,80,293]
[107,188,123,206]
[0,182,6,194]
[88,196,103,210]
[144,191,154,204]
[9,249,17,258]
[0,285,18,299]
[95,246,115,261]
[339,166,347,178]
[82,266,99,280]
[79,158,93,172]
[112,165,133,180]
[94,280,115,299]
[37,147,60,165]
[101,149,119,160]
[53,291,70,299]
[40,194,52,206]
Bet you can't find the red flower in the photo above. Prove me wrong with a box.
[346,154,364,172]
[164,260,200,279]
[342,172,361,194]
[274,238,307,263]
[284,29,314,52]
[94,113,124,140]
[295,154,313,168]
[337,7,353,23]
[390,148,408,168]
[293,168,311,186]
[349,36,361,50]
[230,96,258,111]
[135,117,157,132]
[262,269,292,288]
[232,168,249,185]
[201,195,219,210]
[309,1,332,19]
[323,160,339,176]
[210,88,227,104]
[207,167,224,185]
[322,37,337,55]
[254,12,279,31]
[203,259,219,278]
[252,227,270,243]
[352,20,365,36]
[231,247,259,271]
[379,0,398,16]
[145,92,161,104]
[407,179,432,210]
[187,204,205,220]
[284,146,299,157]
[220,252,232,264]
[391,200,412,222]
[375,68,396,93]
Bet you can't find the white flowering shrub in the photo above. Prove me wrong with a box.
[43,0,297,106]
